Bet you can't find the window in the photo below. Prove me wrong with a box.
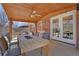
[52,19,60,37]
[63,15,73,39]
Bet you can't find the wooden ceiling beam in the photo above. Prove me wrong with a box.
[9,18,36,23]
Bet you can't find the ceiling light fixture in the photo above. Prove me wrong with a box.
[30,10,41,18]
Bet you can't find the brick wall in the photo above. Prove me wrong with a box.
[37,18,50,33]
[76,11,79,48]
[42,18,50,32]
[37,21,43,32]
[36,19,50,39]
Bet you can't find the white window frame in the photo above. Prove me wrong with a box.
[50,10,76,45]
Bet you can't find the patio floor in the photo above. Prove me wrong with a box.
[25,40,79,56]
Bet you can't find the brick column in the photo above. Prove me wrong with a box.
[76,11,79,48]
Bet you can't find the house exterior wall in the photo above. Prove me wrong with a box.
[76,11,79,48]
[36,19,50,39]
[37,19,50,33]
[35,10,79,46]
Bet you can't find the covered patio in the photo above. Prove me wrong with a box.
[0,3,79,56]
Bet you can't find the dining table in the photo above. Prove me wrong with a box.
[18,34,50,56]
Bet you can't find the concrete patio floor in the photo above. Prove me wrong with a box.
[25,40,79,56]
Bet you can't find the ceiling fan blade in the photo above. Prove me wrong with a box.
[35,14,41,16]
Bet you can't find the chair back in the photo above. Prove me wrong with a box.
[5,33,11,42]
[0,46,3,55]
[0,36,8,55]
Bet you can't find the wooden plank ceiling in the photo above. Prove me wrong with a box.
[2,3,76,23]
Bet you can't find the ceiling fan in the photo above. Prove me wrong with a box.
[30,10,41,18]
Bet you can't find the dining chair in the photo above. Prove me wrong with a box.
[0,36,21,56]
[0,46,3,56]
[0,36,8,55]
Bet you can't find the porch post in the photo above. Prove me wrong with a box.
[9,21,13,42]
[35,23,37,33]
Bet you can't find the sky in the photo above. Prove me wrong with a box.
[0,4,3,12]
[0,4,8,26]
[13,21,29,28]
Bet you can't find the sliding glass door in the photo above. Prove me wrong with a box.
[62,15,73,40]
[50,10,76,44]
[52,18,60,38]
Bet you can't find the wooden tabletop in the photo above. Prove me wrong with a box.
[18,35,49,54]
